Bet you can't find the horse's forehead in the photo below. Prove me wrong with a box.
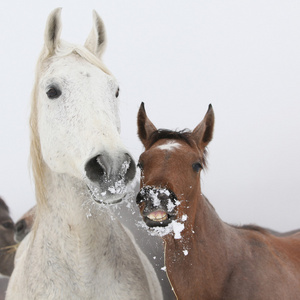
[48,58,83,73]
[43,55,110,81]
[0,209,11,221]
[150,140,198,162]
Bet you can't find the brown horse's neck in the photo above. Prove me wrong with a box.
[0,251,15,277]
[163,193,232,300]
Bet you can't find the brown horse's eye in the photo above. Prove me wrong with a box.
[192,162,202,173]
[1,221,14,230]
[115,88,120,98]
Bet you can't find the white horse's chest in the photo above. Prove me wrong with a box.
[9,210,151,300]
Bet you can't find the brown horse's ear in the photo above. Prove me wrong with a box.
[137,102,157,149]
[192,104,214,151]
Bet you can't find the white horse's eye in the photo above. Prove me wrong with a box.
[115,87,120,98]
[46,86,62,99]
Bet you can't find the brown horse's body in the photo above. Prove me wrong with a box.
[164,196,300,299]
[136,103,300,299]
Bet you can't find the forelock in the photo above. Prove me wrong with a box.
[148,129,193,148]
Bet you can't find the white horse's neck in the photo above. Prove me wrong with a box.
[36,167,121,264]
[40,168,110,230]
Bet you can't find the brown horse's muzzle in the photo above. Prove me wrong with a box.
[136,186,178,227]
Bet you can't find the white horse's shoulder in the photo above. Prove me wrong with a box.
[6,233,31,299]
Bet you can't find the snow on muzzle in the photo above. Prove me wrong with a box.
[136,186,179,227]
[85,152,136,204]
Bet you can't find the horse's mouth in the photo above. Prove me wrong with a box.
[94,197,123,205]
[86,184,125,205]
[143,209,176,227]
[137,186,179,227]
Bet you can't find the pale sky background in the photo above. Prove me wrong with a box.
[0,0,299,231]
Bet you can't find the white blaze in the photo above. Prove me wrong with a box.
[156,141,181,151]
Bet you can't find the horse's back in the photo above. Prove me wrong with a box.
[267,228,300,237]
[290,230,300,239]
[225,227,300,299]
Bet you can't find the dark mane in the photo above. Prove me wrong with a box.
[0,197,9,213]
[148,129,193,148]
[148,129,208,167]
[233,224,270,235]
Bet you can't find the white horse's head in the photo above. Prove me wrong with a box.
[30,8,135,205]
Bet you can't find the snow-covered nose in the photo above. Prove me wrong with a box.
[136,187,177,207]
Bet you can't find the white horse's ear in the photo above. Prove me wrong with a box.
[84,10,106,59]
[192,104,215,151]
[137,102,157,149]
[44,8,62,55]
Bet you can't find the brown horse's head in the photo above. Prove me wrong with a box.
[136,103,214,228]
[0,197,15,276]
[14,206,36,243]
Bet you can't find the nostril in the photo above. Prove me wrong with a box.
[136,191,144,204]
[124,153,136,183]
[85,155,106,182]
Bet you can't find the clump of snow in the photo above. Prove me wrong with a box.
[173,221,185,239]
[107,178,127,195]
[106,161,130,195]
[161,266,166,272]
[167,199,176,212]
[120,160,130,175]
[183,250,188,256]
[181,214,188,221]
[149,189,161,207]
[175,200,181,206]
[86,208,92,219]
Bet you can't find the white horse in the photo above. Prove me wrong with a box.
[6,8,162,300]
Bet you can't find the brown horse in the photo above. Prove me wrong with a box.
[0,197,15,277]
[136,102,300,300]
[0,197,16,300]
